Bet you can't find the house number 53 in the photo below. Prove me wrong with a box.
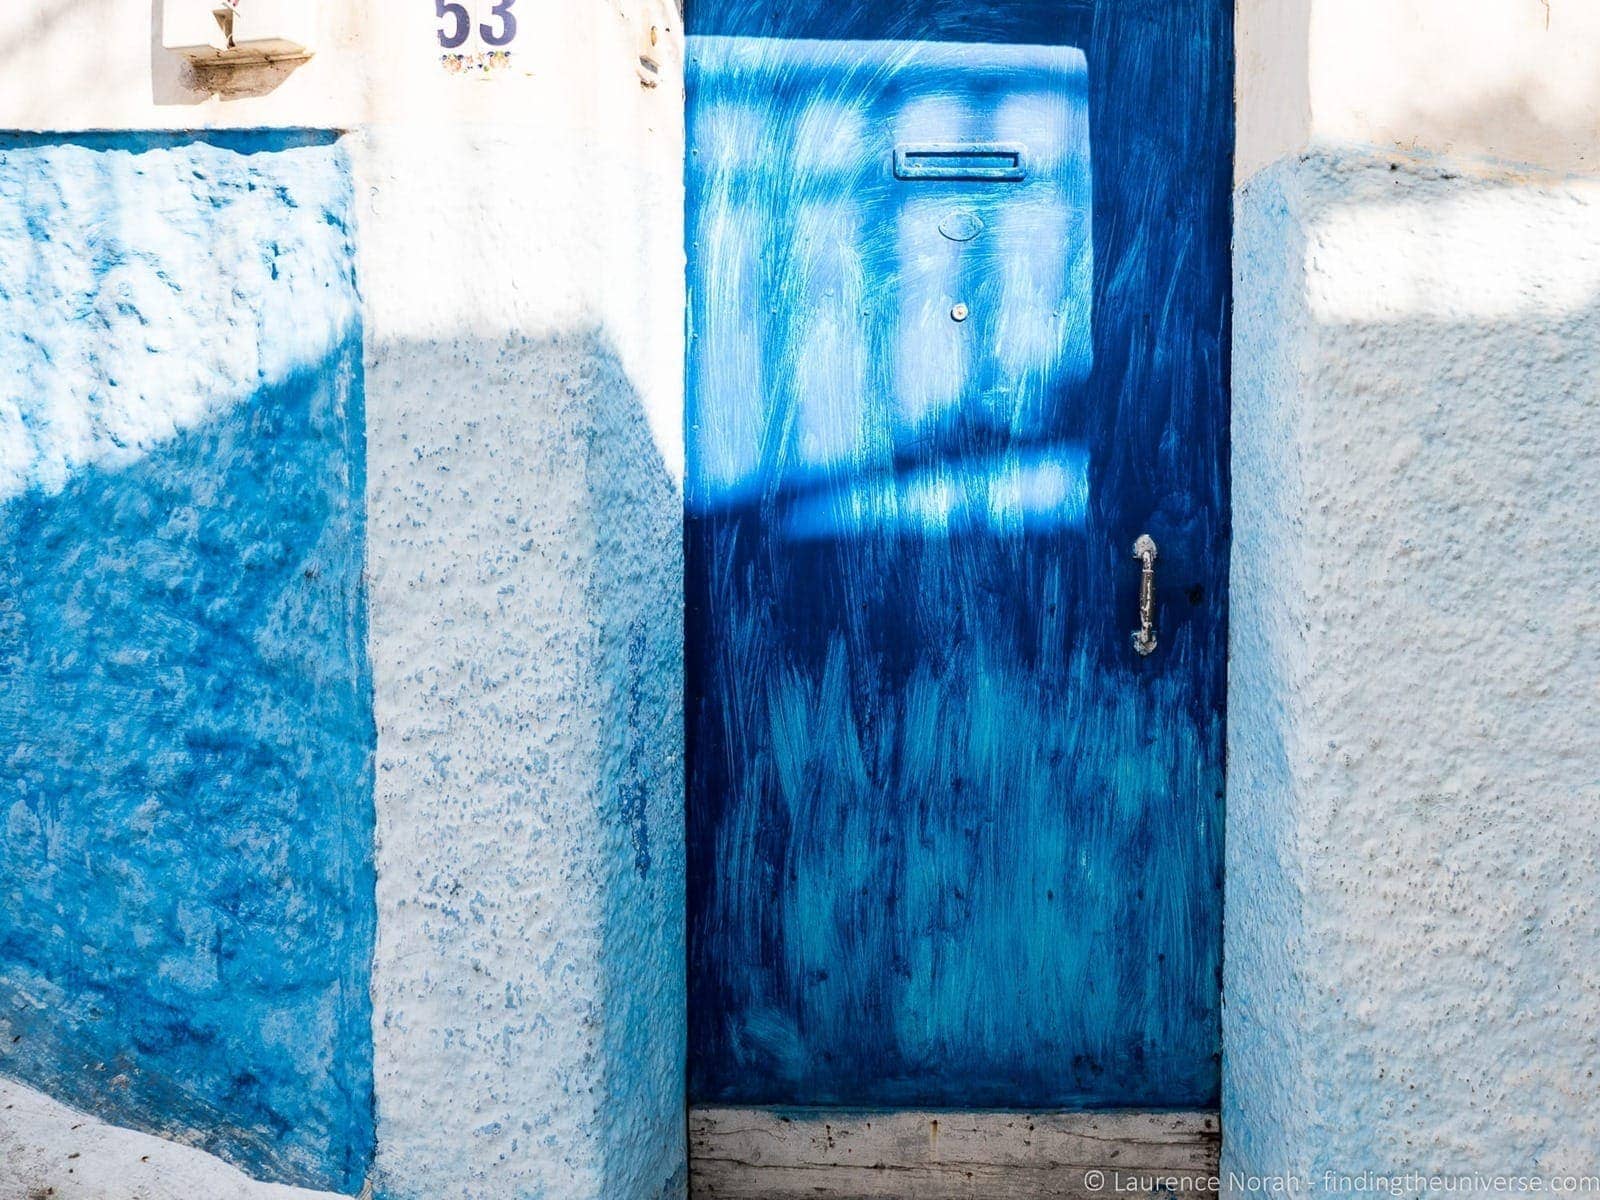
[436,0,517,48]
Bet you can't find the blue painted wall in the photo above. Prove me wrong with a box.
[0,133,374,1192]
[687,0,1231,1108]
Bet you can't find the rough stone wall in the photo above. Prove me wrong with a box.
[1226,148,1600,1178]
[0,133,373,1192]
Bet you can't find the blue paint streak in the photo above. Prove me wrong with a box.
[0,136,373,1192]
[687,0,1231,1109]
[0,130,343,155]
[785,447,1091,539]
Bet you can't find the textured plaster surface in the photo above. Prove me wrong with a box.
[1234,0,1600,182]
[1234,0,1311,184]
[1226,148,1600,1179]
[0,0,689,1194]
[356,46,686,1198]
[0,134,374,1192]
[0,1076,351,1200]
[1307,0,1600,177]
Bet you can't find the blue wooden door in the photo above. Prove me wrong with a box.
[686,0,1231,1109]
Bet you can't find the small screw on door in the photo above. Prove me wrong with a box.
[950,303,969,322]
[1132,534,1158,657]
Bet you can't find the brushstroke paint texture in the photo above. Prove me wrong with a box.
[687,0,1231,1108]
[687,37,1093,517]
[0,133,374,1192]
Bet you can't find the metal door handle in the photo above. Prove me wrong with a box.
[1131,534,1158,657]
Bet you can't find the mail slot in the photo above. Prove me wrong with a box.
[894,142,1028,182]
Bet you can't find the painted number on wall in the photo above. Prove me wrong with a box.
[435,0,517,49]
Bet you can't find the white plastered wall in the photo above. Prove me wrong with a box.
[1236,0,1600,181]
[354,7,686,1199]
[1228,0,1600,1183]
[0,4,688,1199]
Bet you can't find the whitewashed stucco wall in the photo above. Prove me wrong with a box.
[1228,0,1600,1183]
[0,3,687,1199]
[1234,0,1600,181]
[351,8,685,1200]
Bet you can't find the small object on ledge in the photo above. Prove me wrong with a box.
[162,0,315,67]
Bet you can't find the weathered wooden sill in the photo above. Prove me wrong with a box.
[690,1107,1221,1200]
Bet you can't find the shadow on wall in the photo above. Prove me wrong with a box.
[0,131,373,1195]
[0,335,375,1192]
[1226,151,1600,1174]
[0,320,688,1200]
[586,334,689,1200]
[362,325,685,1200]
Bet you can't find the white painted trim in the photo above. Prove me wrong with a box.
[689,1107,1219,1200]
